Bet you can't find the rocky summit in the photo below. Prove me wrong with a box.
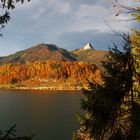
[72,43,107,68]
[83,43,95,50]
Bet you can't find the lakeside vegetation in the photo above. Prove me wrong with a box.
[0,60,102,90]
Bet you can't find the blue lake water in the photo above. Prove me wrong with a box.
[0,89,81,140]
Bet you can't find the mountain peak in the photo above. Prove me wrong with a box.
[0,43,77,65]
[83,43,94,50]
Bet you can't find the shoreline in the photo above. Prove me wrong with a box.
[0,86,82,91]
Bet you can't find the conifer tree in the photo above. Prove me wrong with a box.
[73,34,140,140]
[114,0,140,103]
[73,2,140,140]
[131,9,140,103]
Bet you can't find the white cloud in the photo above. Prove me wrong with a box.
[13,0,135,33]
[56,2,71,14]
[115,0,140,7]
[17,0,72,14]
[66,3,133,33]
[15,0,40,9]
[75,4,108,19]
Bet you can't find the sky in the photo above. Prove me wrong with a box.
[0,0,139,56]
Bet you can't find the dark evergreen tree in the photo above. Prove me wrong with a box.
[73,34,140,140]
[73,1,140,140]
[114,0,140,103]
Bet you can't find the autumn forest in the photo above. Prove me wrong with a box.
[0,60,102,89]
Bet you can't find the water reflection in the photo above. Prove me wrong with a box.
[0,89,81,140]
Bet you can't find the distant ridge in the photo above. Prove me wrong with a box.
[0,43,77,65]
[72,43,108,67]
[0,43,108,68]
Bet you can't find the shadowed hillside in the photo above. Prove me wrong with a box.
[0,44,77,65]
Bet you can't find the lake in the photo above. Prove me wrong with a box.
[0,89,81,140]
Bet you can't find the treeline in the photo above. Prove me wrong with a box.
[0,60,101,86]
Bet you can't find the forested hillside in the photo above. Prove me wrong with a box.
[0,60,102,89]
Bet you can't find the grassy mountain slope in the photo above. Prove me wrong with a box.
[72,48,108,68]
[0,43,77,65]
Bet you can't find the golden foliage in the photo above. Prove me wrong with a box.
[0,60,102,88]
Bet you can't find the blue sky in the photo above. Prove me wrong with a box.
[0,0,139,56]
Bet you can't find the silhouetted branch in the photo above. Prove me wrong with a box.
[0,125,35,140]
